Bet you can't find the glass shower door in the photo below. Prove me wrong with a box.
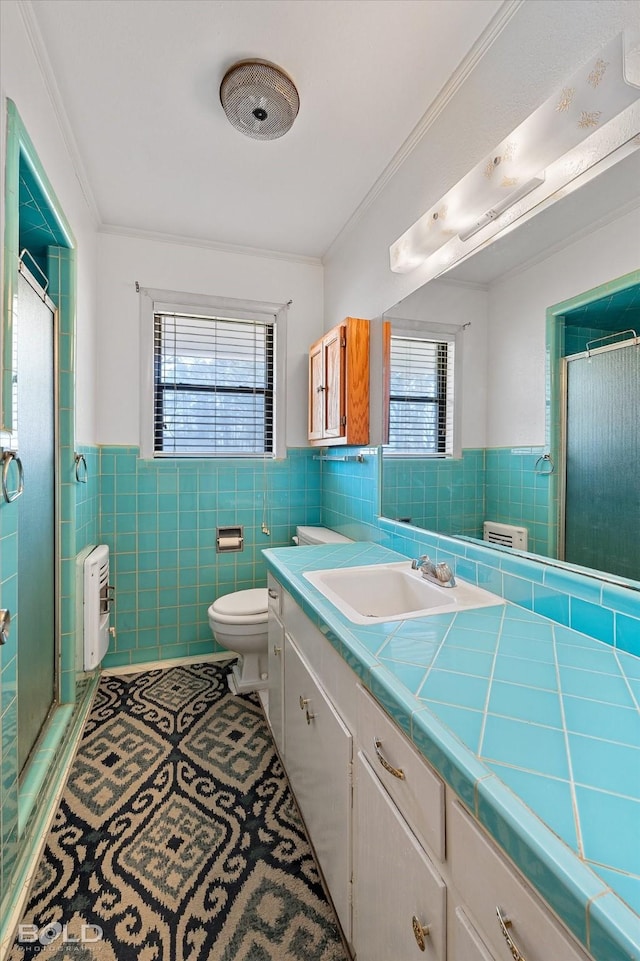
[16,269,56,773]
[563,340,640,580]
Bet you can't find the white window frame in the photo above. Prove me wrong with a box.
[384,319,463,458]
[139,287,287,459]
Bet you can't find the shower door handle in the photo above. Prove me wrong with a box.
[0,609,10,645]
[1,450,24,502]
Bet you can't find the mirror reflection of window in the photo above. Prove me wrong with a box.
[385,330,455,456]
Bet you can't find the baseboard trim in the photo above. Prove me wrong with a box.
[102,651,233,676]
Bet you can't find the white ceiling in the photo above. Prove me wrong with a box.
[28,0,505,260]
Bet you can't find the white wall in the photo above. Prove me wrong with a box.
[323,1,639,325]
[486,205,640,447]
[95,231,323,448]
[0,0,98,443]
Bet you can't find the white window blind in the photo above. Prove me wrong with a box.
[387,335,455,455]
[154,312,274,456]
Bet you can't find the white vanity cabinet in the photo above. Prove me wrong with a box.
[356,684,445,862]
[283,634,353,942]
[267,575,285,757]
[354,750,447,960]
[265,574,596,961]
[448,800,593,961]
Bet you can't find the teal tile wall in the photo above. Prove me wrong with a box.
[484,447,553,557]
[320,448,380,541]
[47,246,79,707]
[377,447,552,555]
[74,446,99,551]
[381,449,485,536]
[100,447,321,668]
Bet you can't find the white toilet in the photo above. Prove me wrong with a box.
[208,526,352,695]
[295,526,353,547]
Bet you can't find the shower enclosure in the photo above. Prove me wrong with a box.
[16,265,57,773]
[561,334,640,581]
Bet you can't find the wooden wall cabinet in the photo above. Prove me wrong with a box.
[308,316,369,446]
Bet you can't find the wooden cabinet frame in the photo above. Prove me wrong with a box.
[308,316,369,446]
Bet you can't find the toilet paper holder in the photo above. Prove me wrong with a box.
[216,525,244,553]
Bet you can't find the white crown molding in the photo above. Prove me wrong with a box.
[322,0,525,263]
[18,0,102,225]
[98,222,323,267]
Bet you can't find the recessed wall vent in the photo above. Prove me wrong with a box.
[483,521,528,551]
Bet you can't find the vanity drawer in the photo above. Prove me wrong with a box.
[356,684,445,862]
[449,800,592,961]
[451,907,496,961]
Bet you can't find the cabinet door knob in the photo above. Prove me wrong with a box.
[273,645,281,656]
[268,588,279,599]
[305,708,315,725]
[374,737,405,780]
[411,915,430,951]
[299,695,310,710]
[316,384,325,392]
[496,906,527,961]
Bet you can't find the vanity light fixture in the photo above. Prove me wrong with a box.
[390,33,640,274]
[457,176,545,242]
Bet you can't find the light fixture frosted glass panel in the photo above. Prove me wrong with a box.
[565,342,640,580]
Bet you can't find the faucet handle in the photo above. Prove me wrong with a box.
[411,554,431,570]
[435,562,455,586]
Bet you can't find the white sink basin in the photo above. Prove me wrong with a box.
[303,562,504,624]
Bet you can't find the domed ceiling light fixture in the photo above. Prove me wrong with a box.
[219,59,300,141]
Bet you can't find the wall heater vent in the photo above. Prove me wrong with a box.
[483,521,528,551]
[83,544,113,671]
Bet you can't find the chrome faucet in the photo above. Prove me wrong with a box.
[411,555,456,588]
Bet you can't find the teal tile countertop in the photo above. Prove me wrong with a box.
[263,541,640,961]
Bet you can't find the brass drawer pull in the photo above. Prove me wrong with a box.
[299,696,315,724]
[412,915,430,951]
[496,906,527,961]
[374,737,405,780]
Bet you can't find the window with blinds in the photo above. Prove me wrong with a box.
[153,312,274,455]
[386,334,455,455]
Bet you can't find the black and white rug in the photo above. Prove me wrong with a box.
[9,662,349,961]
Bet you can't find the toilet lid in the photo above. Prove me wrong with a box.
[213,588,268,617]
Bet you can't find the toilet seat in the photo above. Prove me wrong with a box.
[209,588,268,625]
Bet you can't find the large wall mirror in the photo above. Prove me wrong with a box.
[379,139,640,587]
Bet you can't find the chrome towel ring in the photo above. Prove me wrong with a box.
[534,453,554,475]
[1,450,24,502]
[74,452,88,483]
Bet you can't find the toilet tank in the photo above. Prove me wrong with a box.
[296,526,353,546]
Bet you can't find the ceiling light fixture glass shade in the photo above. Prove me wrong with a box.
[220,59,300,141]
[390,33,640,275]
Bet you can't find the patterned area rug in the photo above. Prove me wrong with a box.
[9,663,349,961]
